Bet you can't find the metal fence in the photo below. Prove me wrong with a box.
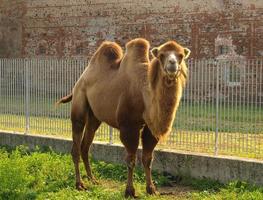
[0,58,262,159]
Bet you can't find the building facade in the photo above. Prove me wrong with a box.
[0,0,262,59]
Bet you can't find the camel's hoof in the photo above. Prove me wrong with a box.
[125,187,138,198]
[146,184,159,195]
[89,177,99,185]
[76,181,87,191]
[83,175,99,185]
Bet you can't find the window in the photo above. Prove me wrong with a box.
[39,45,46,55]
[218,45,229,55]
[226,63,241,86]
[76,45,84,55]
[229,66,240,82]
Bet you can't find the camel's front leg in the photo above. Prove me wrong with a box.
[141,126,159,195]
[120,127,140,198]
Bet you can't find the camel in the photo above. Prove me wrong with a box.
[56,38,190,198]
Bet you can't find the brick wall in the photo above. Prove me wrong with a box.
[0,0,263,59]
[0,0,25,57]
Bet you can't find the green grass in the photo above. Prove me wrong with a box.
[0,146,262,200]
[0,113,263,159]
[1,95,262,134]
[175,101,263,133]
[0,95,262,159]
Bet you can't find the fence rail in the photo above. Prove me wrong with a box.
[0,58,262,159]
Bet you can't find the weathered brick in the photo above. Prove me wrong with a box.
[0,0,262,59]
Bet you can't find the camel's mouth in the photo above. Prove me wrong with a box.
[165,63,180,75]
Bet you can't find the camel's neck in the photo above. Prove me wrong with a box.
[144,59,186,139]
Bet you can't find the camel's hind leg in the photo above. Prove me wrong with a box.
[81,111,101,183]
[141,125,159,195]
[71,95,89,190]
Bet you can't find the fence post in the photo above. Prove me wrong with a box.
[214,59,219,156]
[25,59,30,134]
[109,126,113,144]
[0,59,1,108]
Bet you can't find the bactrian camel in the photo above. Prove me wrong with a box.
[57,38,190,198]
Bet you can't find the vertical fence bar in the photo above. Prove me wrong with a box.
[109,126,113,144]
[6,59,10,129]
[214,59,219,156]
[24,59,30,134]
[0,59,2,126]
[259,60,262,155]
[254,60,257,155]
[246,60,250,153]
[0,59,3,128]
[243,59,247,151]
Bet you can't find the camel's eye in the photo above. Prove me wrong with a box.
[159,53,165,63]
[177,53,183,63]
[177,53,183,60]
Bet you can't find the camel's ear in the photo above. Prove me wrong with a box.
[184,48,191,59]
[151,47,159,58]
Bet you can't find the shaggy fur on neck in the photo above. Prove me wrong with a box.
[145,57,188,140]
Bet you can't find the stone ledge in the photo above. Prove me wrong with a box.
[0,131,262,186]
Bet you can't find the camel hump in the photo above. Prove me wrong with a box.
[96,41,123,62]
[123,38,150,64]
[125,38,150,51]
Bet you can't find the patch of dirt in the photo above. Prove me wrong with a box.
[89,179,195,199]
[158,184,195,198]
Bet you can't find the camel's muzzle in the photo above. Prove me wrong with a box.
[165,63,179,74]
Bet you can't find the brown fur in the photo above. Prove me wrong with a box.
[56,38,190,197]
[144,41,189,140]
[92,41,123,69]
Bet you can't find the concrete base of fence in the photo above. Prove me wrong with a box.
[0,131,262,186]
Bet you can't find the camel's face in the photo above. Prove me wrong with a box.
[151,42,191,76]
[160,51,183,75]
[152,50,184,75]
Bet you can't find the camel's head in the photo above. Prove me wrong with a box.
[151,41,191,75]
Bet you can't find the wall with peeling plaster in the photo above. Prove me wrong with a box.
[0,0,262,59]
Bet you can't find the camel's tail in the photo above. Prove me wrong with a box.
[55,93,73,106]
